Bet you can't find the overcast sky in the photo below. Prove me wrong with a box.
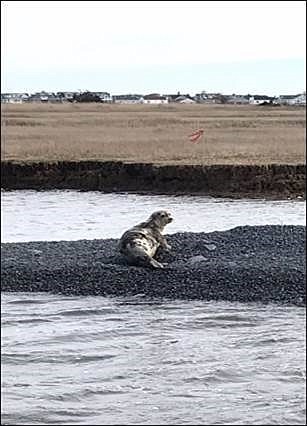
[1,1,306,95]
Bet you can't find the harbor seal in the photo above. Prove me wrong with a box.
[118,210,173,269]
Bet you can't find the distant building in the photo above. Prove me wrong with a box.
[166,92,196,103]
[1,93,29,103]
[143,94,168,104]
[92,92,112,103]
[275,93,306,106]
[2,89,305,106]
[112,94,144,104]
[166,92,182,102]
[175,96,196,104]
[226,94,250,104]
[57,91,78,102]
[194,91,226,104]
[28,91,62,103]
[249,95,275,105]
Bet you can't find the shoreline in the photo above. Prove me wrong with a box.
[1,226,305,306]
[1,160,305,199]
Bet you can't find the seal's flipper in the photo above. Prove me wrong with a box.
[148,258,164,269]
[135,255,164,269]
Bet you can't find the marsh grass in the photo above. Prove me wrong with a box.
[1,103,305,165]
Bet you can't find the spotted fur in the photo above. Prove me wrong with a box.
[118,210,173,269]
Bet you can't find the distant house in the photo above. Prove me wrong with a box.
[194,91,226,104]
[275,93,306,106]
[166,92,182,102]
[93,92,112,103]
[143,94,168,104]
[249,95,275,105]
[1,93,29,103]
[112,94,144,104]
[226,94,250,104]
[57,91,78,102]
[166,92,196,103]
[28,91,62,103]
[176,96,196,104]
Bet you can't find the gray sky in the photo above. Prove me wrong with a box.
[1,1,306,94]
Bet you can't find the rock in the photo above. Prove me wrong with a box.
[186,255,208,266]
[204,244,216,251]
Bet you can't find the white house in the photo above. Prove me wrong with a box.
[93,92,112,103]
[177,97,196,104]
[276,93,306,106]
[249,95,275,105]
[143,94,168,104]
[166,92,195,103]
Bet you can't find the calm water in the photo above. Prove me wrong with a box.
[1,190,306,425]
[1,190,305,242]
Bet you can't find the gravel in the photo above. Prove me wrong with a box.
[1,225,305,305]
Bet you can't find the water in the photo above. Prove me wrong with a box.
[1,190,305,242]
[1,190,306,425]
[2,294,306,425]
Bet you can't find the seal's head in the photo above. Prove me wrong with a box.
[148,210,173,230]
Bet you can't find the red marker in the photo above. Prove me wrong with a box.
[188,128,204,143]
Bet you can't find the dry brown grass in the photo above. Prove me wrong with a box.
[1,103,305,165]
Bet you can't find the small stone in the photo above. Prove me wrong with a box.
[187,255,208,265]
[32,249,42,255]
[204,244,216,251]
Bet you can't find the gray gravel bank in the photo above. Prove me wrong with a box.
[1,225,305,305]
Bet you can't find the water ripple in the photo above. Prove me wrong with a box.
[3,293,304,424]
